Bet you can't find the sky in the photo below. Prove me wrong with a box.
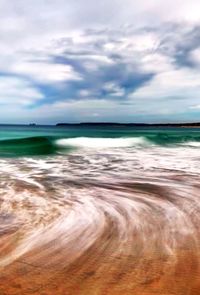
[1,0,200,124]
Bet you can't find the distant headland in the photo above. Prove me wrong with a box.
[56,122,200,127]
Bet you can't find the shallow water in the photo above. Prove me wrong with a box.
[0,126,200,294]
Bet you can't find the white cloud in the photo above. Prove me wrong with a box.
[190,47,200,65]
[12,62,82,83]
[190,104,200,109]
[133,68,200,97]
[0,77,44,105]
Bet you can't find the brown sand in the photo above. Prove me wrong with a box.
[0,226,200,295]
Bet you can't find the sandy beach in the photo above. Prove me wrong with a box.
[0,153,200,294]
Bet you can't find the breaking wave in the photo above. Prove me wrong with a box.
[1,133,200,156]
[55,136,150,149]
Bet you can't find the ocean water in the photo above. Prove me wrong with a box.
[0,124,200,156]
[1,124,200,293]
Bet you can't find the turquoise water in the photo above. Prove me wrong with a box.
[0,125,200,156]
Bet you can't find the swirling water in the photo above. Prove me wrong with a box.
[0,125,200,294]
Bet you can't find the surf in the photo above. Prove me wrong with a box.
[0,131,200,157]
[55,136,150,149]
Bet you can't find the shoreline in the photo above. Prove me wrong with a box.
[0,131,200,294]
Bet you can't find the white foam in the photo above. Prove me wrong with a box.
[55,137,150,149]
[181,141,200,147]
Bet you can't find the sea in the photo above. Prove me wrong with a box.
[0,124,200,294]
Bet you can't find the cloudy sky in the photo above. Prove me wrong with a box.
[1,0,200,123]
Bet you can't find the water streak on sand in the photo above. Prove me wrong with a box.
[0,143,200,294]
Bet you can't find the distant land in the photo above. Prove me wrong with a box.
[56,122,200,127]
[0,122,200,127]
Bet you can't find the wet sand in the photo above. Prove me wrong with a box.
[1,224,200,294]
[0,148,200,295]
[1,182,200,295]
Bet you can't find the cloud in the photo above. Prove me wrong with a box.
[0,1,200,122]
[0,77,44,105]
[190,104,200,109]
[131,68,200,99]
[11,62,82,84]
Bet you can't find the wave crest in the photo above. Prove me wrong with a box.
[55,136,150,149]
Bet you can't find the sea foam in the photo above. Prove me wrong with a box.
[55,136,150,149]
